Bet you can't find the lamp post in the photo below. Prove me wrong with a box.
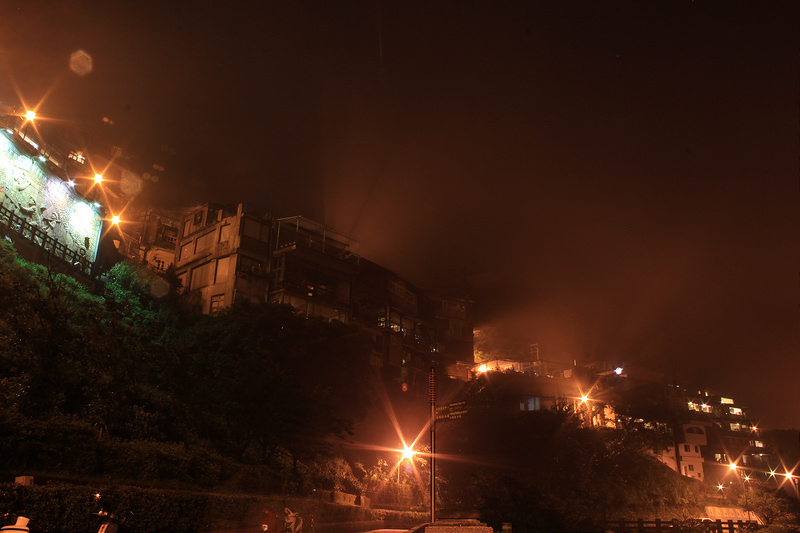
[429,367,436,523]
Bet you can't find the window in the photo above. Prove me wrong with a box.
[684,445,691,453]
[730,407,743,416]
[154,258,165,272]
[190,262,212,290]
[210,294,224,314]
[68,150,86,164]
[520,397,540,411]
[688,465,695,472]
[243,218,269,241]
[239,256,263,274]
[219,224,231,242]
[195,230,216,253]
[695,446,700,453]
[180,241,193,260]
[215,256,230,284]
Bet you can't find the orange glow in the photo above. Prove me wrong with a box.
[25,110,36,121]
[729,463,737,470]
[401,445,416,461]
[111,215,120,225]
[94,173,103,183]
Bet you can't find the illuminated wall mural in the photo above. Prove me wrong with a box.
[0,132,103,263]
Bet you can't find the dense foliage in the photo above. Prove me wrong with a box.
[0,241,796,533]
[0,241,375,491]
[437,403,707,531]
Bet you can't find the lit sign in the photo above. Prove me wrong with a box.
[0,134,103,262]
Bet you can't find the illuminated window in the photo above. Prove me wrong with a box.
[68,150,86,164]
[210,294,224,314]
[730,407,743,416]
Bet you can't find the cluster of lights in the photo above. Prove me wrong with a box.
[22,108,123,228]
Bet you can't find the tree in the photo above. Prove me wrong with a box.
[739,484,793,526]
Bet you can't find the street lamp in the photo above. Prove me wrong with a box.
[398,445,415,483]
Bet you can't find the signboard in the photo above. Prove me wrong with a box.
[0,132,103,262]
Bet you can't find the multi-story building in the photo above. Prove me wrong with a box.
[677,422,708,481]
[116,207,182,273]
[268,215,359,322]
[174,203,272,314]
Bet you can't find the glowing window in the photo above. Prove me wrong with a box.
[68,150,86,164]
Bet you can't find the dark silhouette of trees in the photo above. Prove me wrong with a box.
[437,399,706,531]
[0,243,375,488]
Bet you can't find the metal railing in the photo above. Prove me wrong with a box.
[0,203,93,275]
[604,519,759,533]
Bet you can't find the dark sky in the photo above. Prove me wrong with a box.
[1,1,797,429]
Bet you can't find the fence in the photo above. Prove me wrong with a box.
[604,519,759,533]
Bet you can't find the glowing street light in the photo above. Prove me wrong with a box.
[93,173,103,184]
[25,110,36,121]
[397,445,416,483]
[401,445,416,461]
[729,463,738,471]
[111,215,120,225]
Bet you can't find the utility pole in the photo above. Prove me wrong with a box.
[429,367,436,523]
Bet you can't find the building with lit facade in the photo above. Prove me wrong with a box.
[0,107,116,283]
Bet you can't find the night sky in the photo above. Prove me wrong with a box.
[1,1,797,429]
